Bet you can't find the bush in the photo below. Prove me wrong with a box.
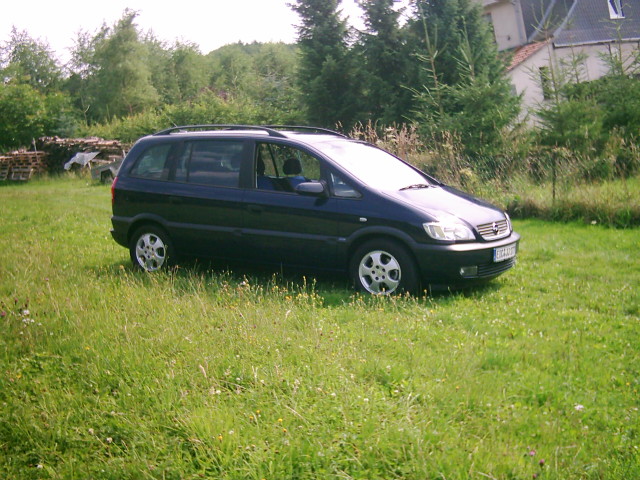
[80,91,267,142]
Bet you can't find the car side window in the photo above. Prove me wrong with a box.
[174,143,191,183]
[130,144,173,180]
[255,143,321,192]
[330,172,361,198]
[178,140,244,187]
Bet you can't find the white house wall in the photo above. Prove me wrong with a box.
[509,46,550,113]
[483,0,528,50]
[508,41,638,117]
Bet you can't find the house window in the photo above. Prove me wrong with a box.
[539,66,552,100]
[608,0,625,19]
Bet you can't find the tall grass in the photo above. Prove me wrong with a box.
[350,123,640,227]
[1,177,639,479]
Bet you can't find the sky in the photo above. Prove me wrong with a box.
[1,0,408,63]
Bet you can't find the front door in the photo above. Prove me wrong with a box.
[243,142,340,269]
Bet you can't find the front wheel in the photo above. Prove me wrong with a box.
[129,226,173,272]
[350,239,420,295]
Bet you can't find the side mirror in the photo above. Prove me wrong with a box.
[295,181,326,197]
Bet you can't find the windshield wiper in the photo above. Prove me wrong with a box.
[399,183,432,191]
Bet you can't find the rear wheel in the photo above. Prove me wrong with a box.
[129,226,173,272]
[350,239,420,295]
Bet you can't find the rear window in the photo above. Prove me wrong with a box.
[130,144,173,180]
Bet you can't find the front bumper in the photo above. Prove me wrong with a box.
[412,232,520,284]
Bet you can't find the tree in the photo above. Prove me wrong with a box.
[356,0,410,123]
[145,38,209,104]
[143,36,179,105]
[0,83,45,149]
[535,40,640,178]
[207,43,255,96]
[0,30,77,147]
[407,0,506,88]
[69,10,159,123]
[407,0,520,155]
[0,28,62,93]
[205,42,301,123]
[170,42,209,102]
[250,42,302,122]
[290,0,362,128]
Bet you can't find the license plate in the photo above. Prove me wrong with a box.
[494,243,517,262]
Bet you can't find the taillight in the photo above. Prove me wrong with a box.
[111,176,118,206]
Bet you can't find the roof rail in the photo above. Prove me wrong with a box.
[262,125,348,137]
[153,125,287,138]
[153,124,349,138]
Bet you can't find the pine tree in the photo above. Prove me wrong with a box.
[408,0,505,87]
[356,0,409,124]
[290,0,362,128]
[406,0,520,155]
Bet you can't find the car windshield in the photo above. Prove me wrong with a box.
[315,140,432,190]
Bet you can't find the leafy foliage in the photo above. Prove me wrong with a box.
[0,30,76,148]
[407,0,508,87]
[0,4,522,153]
[0,83,76,150]
[70,10,160,122]
[206,42,302,123]
[0,83,46,150]
[535,41,640,178]
[0,4,638,190]
[0,28,62,92]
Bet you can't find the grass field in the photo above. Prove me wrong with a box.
[1,177,639,479]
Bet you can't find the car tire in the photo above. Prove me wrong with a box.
[129,225,173,272]
[350,239,420,295]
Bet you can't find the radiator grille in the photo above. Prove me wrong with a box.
[477,218,510,240]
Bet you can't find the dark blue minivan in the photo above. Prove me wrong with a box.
[111,125,519,294]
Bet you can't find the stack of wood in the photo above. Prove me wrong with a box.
[1,137,128,181]
[36,136,127,172]
[0,157,9,180]
[38,136,124,155]
[0,150,48,181]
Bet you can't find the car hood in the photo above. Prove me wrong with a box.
[382,185,505,225]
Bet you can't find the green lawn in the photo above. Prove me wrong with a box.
[1,177,638,479]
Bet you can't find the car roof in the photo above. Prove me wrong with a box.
[135,125,362,151]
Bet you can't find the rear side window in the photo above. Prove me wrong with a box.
[130,144,173,180]
[176,140,244,187]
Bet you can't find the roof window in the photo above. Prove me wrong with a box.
[608,0,625,19]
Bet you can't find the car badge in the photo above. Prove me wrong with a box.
[492,222,499,235]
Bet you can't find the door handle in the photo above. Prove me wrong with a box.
[169,196,183,205]
[247,204,263,213]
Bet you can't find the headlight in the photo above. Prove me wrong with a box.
[423,221,475,242]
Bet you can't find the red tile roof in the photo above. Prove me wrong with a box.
[508,41,548,71]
